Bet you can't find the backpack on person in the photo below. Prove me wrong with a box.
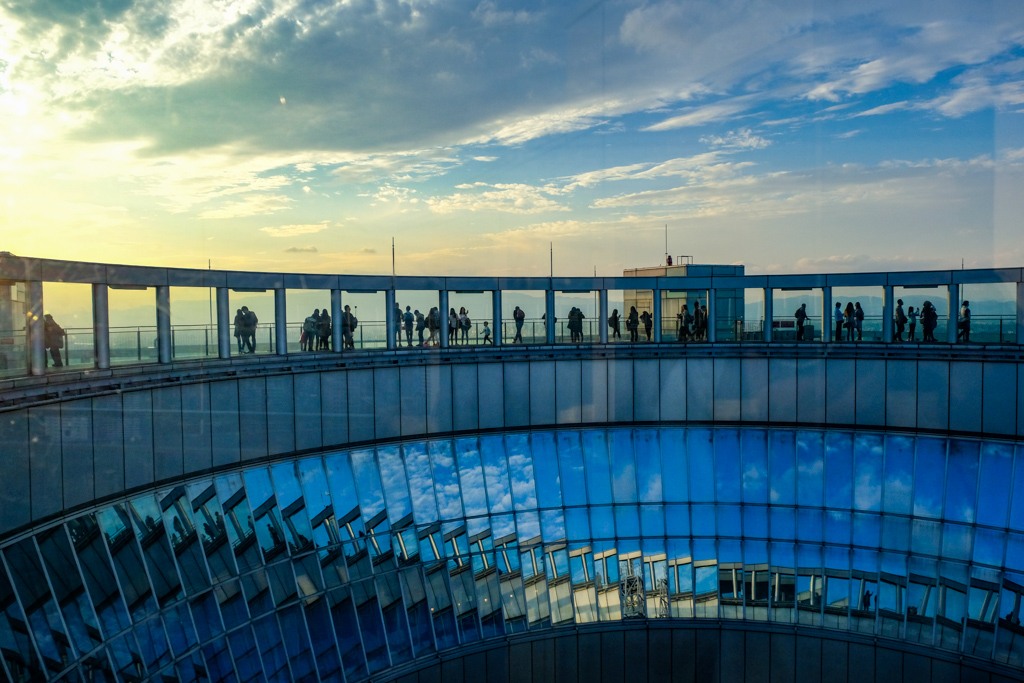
[350,315,358,330]
[463,316,471,330]
[795,307,805,321]
[303,317,318,334]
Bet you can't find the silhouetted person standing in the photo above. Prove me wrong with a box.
[640,309,653,341]
[513,306,525,343]
[43,314,64,367]
[609,309,621,340]
[241,306,258,353]
[958,300,971,342]
[795,303,807,341]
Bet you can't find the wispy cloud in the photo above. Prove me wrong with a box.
[700,128,771,149]
[644,101,749,131]
[284,246,318,253]
[426,182,569,214]
[260,223,329,237]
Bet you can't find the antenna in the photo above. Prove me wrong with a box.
[550,242,553,278]
[392,238,396,277]
[208,259,212,327]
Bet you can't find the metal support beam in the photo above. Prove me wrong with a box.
[93,283,110,369]
[882,285,894,343]
[216,287,231,358]
[545,289,556,344]
[821,286,832,344]
[385,289,397,351]
[652,289,662,343]
[763,288,773,342]
[947,283,960,344]
[28,280,45,375]
[439,290,449,348]
[1018,282,1024,346]
[599,289,609,344]
[706,288,717,343]
[331,289,343,352]
[156,285,171,363]
[275,288,288,355]
[492,290,502,347]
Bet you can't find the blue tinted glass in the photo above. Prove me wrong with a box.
[516,511,541,541]
[911,519,941,557]
[660,428,689,503]
[688,429,715,503]
[770,508,795,541]
[977,443,1013,527]
[479,435,513,514]
[853,433,883,512]
[455,438,489,517]
[634,429,663,503]
[565,508,591,542]
[615,505,640,538]
[298,457,332,523]
[377,445,413,522]
[666,505,690,537]
[972,528,1005,567]
[1012,446,1024,531]
[402,442,439,524]
[542,509,566,541]
[769,431,796,506]
[507,435,539,511]
[641,505,665,537]
[242,467,276,511]
[796,431,824,507]
[717,504,741,537]
[715,429,742,503]
[741,430,768,504]
[824,432,853,509]
[609,429,638,504]
[691,505,715,537]
[532,432,563,507]
[797,510,823,544]
[945,440,979,524]
[428,440,464,521]
[556,431,588,506]
[589,507,615,539]
[350,448,387,520]
[882,434,914,515]
[914,438,946,519]
[743,506,767,539]
[941,523,972,562]
[582,430,613,505]
[853,513,881,548]
[824,510,851,546]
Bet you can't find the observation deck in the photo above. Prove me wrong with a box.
[1,255,1024,683]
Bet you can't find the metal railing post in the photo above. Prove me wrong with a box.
[93,283,110,369]
[599,289,609,344]
[332,289,343,352]
[275,288,288,355]
[439,290,449,348]
[385,289,397,351]
[204,327,209,357]
[492,290,502,347]
[156,285,171,363]
[216,287,231,358]
[137,329,142,361]
[1017,282,1024,345]
[882,285,894,343]
[947,284,960,344]
[763,288,773,342]
[706,288,717,343]
[28,280,45,375]
[821,286,832,344]
[652,288,662,343]
[545,289,556,345]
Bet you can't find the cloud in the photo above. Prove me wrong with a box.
[644,101,749,131]
[361,248,377,254]
[854,101,912,117]
[198,194,293,219]
[836,129,864,139]
[259,223,328,237]
[700,128,770,149]
[284,246,318,253]
[426,182,569,214]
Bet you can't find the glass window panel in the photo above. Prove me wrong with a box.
[350,448,387,521]
[853,433,883,512]
[717,505,741,537]
[797,510,823,544]
[742,430,769,505]
[305,598,344,679]
[556,431,588,506]
[516,511,541,543]
[824,432,853,509]
[213,472,262,573]
[36,527,104,653]
[542,510,567,542]
[769,431,796,506]
[666,505,690,537]
[796,431,824,508]
[3,539,74,672]
[480,435,513,513]
[914,437,946,519]
[715,429,742,503]
[134,615,171,671]
[252,612,289,681]
[589,507,615,540]
[97,504,157,621]
[377,445,414,523]
[614,506,640,538]
[688,429,715,503]
[507,435,539,511]
[973,528,1006,567]
[609,429,638,504]
[942,523,973,562]
[641,504,666,537]
[978,442,1013,528]
[823,511,851,546]
[565,508,591,542]
[770,508,795,541]
[66,514,131,639]
[743,506,767,539]
[660,428,689,503]
[883,434,915,515]
[158,487,211,596]
[691,505,715,537]
[127,494,184,607]
[532,432,563,508]
[402,442,439,524]
[853,512,881,548]
[634,429,663,503]
[427,440,464,521]
[226,626,263,683]
[912,519,942,557]
[161,601,197,658]
[582,430,614,505]
[945,440,980,524]
[280,603,319,679]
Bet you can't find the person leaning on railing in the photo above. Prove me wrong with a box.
[43,313,65,367]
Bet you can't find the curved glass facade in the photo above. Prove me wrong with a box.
[2,427,1024,682]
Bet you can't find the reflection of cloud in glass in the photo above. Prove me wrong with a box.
[516,511,540,541]
[508,452,538,511]
[270,462,303,508]
[242,468,276,509]
[455,441,488,517]
[430,441,464,520]
[350,449,386,518]
[377,446,413,522]
[480,436,514,514]
[404,444,439,524]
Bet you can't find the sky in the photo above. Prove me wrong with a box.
[2,0,1023,278]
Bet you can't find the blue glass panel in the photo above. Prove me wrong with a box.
[479,435,513,514]
[280,604,318,680]
[454,438,489,519]
[824,432,853,509]
[201,636,234,683]
[977,442,1013,528]
[328,589,367,681]
[691,505,715,537]
[945,440,979,524]
[660,427,689,503]
[556,431,588,506]
[4,539,74,671]
[911,519,941,557]
[96,505,158,622]
[0,562,45,680]
[853,433,883,512]
[666,505,690,537]
[614,505,640,538]
[1006,533,1024,573]
[161,602,197,657]
[516,511,541,542]
[189,590,223,642]
[688,429,715,503]
[582,430,613,505]
[251,613,289,683]
[532,432,563,507]
[941,523,972,562]
[134,616,171,670]
[741,430,768,504]
[400,442,438,525]
[823,511,851,546]
[589,507,615,539]
[108,632,146,682]
[634,429,663,503]
[641,504,665,537]
[913,437,946,519]
[350,449,386,521]
[972,528,1005,567]
[769,431,796,506]
[743,506,767,539]
[882,434,914,515]
[507,435,539,511]
[565,508,591,542]
[715,429,742,504]
[796,431,824,508]
[853,512,881,548]
[606,429,638,504]
[718,504,741,538]
[427,440,463,521]
[376,445,413,523]
[770,508,795,541]
[797,509,823,544]
[226,626,262,683]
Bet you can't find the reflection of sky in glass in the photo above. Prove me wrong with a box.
[661,428,688,504]
[977,443,1013,527]
[429,440,463,521]
[377,446,413,523]
[853,434,883,512]
[796,431,823,508]
[531,433,562,508]
[324,453,361,518]
[582,431,612,505]
[242,468,276,510]
[824,432,852,509]
[403,442,439,524]
[479,436,513,514]
[541,510,566,542]
[769,430,796,506]
[270,462,304,509]
[714,430,741,504]
[556,432,587,507]
[688,429,714,503]
[741,430,768,504]
[489,513,516,540]
[297,458,332,521]
[945,440,979,524]
[634,430,662,504]
[913,438,946,519]
[1012,447,1024,531]
[454,439,489,517]
[883,435,914,516]
[516,511,540,542]
[608,430,637,504]
[508,438,538,512]
[350,449,386,519]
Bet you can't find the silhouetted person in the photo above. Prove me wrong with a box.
[43,313,65,367]
[403,306,414,346]
[640,309,653,341]
[482,321,492,344]
[795,303,807,341]
[627,306,639,342]
[341,305,357,349]
[302,309,320,352]
[894,299,907,341]
[513,306,525,343]
[958,300,971,342]
[854,302,864,341]
[834,303,844,341]
[448,308,459,344]
[234,308,245,352]
[318,308,331,350]
[844,302,855,341]
[241,306,258,353]
[394,302,403,347]
[609,309,621,340]
[863,589,872,611]
[907,306,917,341]
[415,309,425,346]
